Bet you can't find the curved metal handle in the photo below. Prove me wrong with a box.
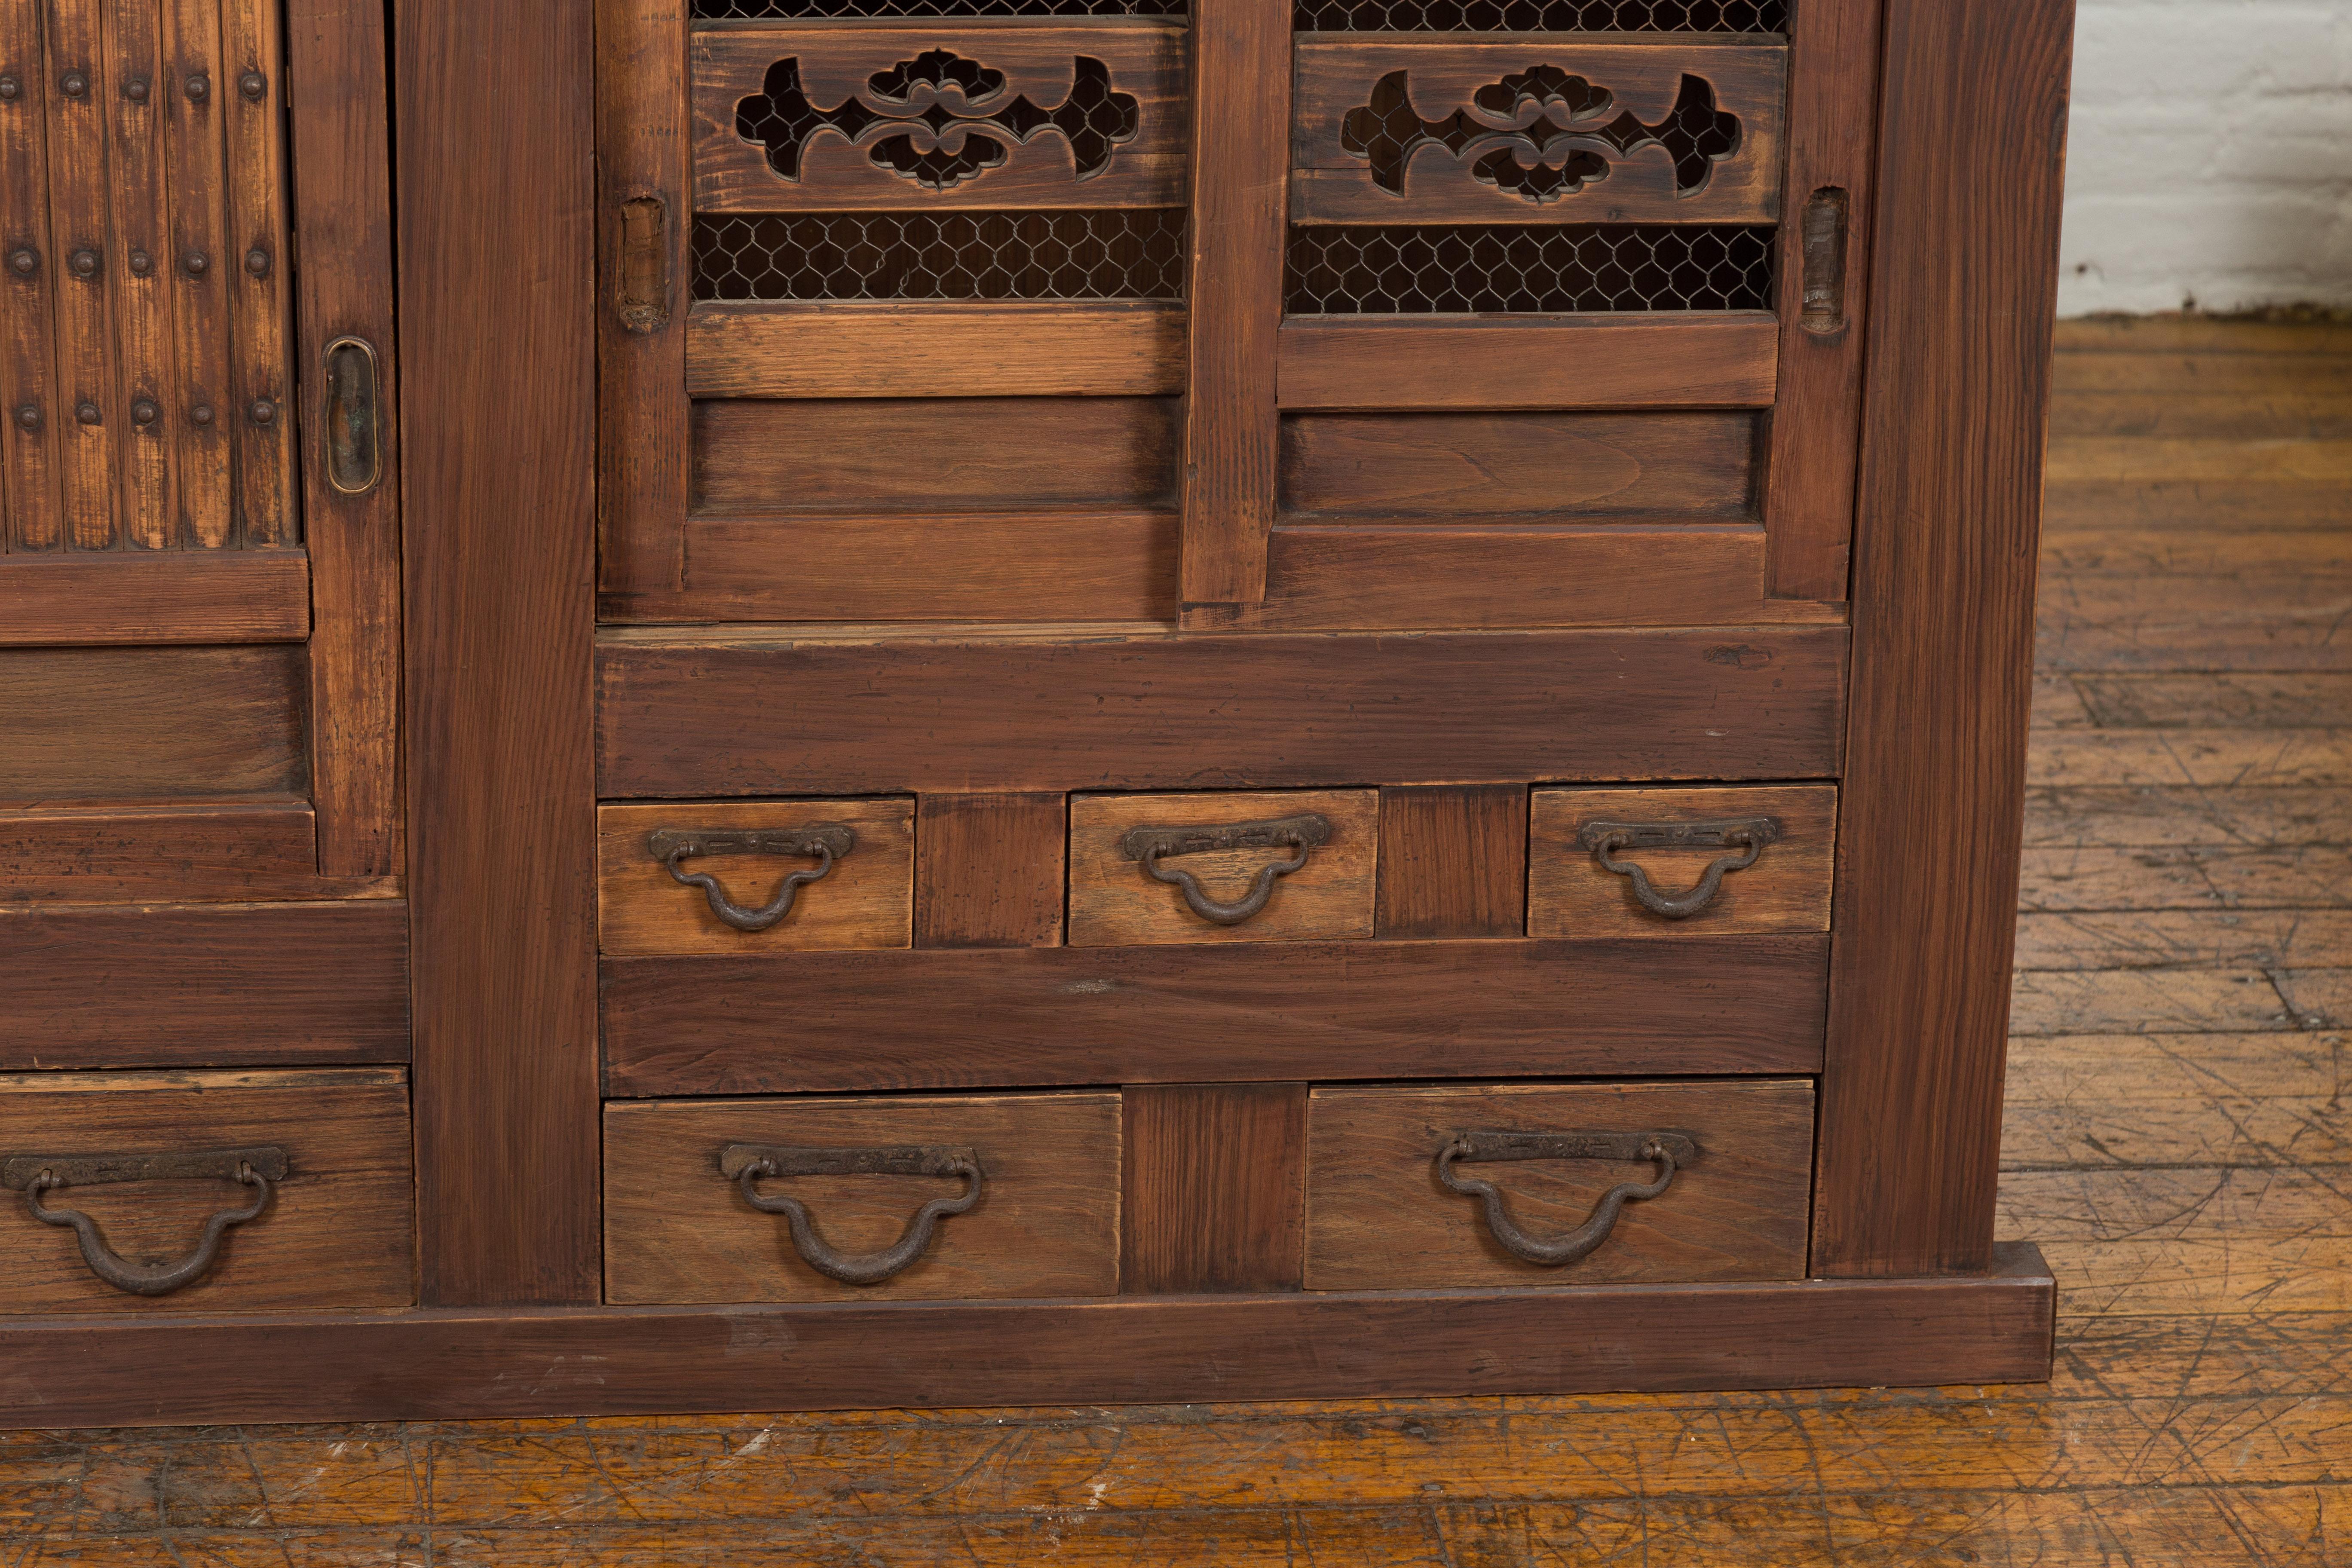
[1121,811,1333,927]
[650,824,857,933]
[4,1146,285,1297]
[1578,815,1781,920]
[722,1142,982,1286]
[1436,1130,1694,1267]
[322,336,382,496]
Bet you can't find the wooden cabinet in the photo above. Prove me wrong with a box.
[0,0,2074,1424]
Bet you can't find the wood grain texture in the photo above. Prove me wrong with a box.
[596,798,915,956]
[594,0,691,603]
[1277,314,1779,412]
[604,1093,1121,1303]
[1279,412,1760,521]
[596,625,1850,796]
[44,0,118,548]
[222,0,295,546]
[1303,1080,1815,1290]
[0,1066,413,1312]
[0,644,302,803]
[161,0,232,546]
[692,396,1178,513]
[1289,38,1786,226]
[0,548,306,643]
[1068,789,1377,946]
[0,1246,2055,1424]
[915,792,1066,948]
[601,509,1177,625]
[690,22,1188,211]
[286,0,404,878]
[107,0,176,548]
[399,0,600,1306]
[0,901,408,1069]
[688,301,1186,399]
[1762,0,1882,601]
[0,0,63,550]
[1122,1083,1306,1294]
[1177,0,1288,603]
[1812,0,2073,1277]
[600,936,1831,1096]
[1375,783,1525,939]
[0,800,401,903]
[1528,783,1836,939]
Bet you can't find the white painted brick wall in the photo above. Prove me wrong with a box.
[2059,0,2352,315]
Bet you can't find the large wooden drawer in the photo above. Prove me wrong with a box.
[597,797,916,955]
[605,1092,1122,1303]
[0,1069,414,1313]
[1303,1080,1815,1290]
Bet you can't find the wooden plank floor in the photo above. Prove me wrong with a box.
[4,317,2347,1564]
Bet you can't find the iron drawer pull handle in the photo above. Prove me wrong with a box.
[649,824,857,932]
[721,1142,982,1286]
[1577,815,1782,920]
[1436,1131,1696,1267]
[1118,811,1335,926]
[0,1146,288,1297]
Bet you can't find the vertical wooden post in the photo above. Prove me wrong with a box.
[1176,0,1288,607]
[1122,1083,1307,1293]
[1812,0,2074,1277]
[400,0,600,1305]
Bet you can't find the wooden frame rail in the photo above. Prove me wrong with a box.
[0,551,308,645]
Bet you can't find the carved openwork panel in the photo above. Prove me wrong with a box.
[1294,0,1783,32]
[692,24,1189,210]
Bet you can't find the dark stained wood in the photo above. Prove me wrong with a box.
[915,792,1066,948]
[1375,784,1525,939]
[0,550,307,644]
[0,645,303,803]
[1280,412,1761,521]
[1278,314,1779,412]
[107,0,176,549]
[0,1244,2055,1424]
[0,0,62,551]
[0,1066,414,1312]
[596,625,1850,796]
[0,901,409,1069]
[689,23,1189,211]
[399,0,600,1306]
[594,0,691,605]
[1177,0,1289,605]
[286,0,404,879]
[687,301,1187,399]
[1122,1083,1307,1293]
[600,935,1831,1096]
[601,509,1177,624]
[692,396,1179,513]
[1812,0,2074,1277]
[0,801,402,903]
[1289,38,1786,226]
[1762,0,1882,601]
[44,0,117,549]
[162,0,233,547]
[1302,1080,1815,1290]
[223,0,295,547]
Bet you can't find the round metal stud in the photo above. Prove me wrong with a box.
[129,250,153,277]
[0,75,21,102]
[182,250,209,278]
[59,70,88,99]
[12,404,40,432]
[184,72,209,102]
[247,398,276,427]
[130,398,159,426]
[243,247,270,278]
[239,70,266,101]
[74,401,100,426]
[68,248,98,279]
[124,75,149,103]
[190,403,214,426]
[6,247,36,278]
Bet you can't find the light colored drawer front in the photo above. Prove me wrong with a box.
[605,1092,1122,1304]
[1069,789,1377,946]
[1529,784,1837,938]
[597,797,915,955]
[0,1069,414,1314]
[1305,1080,1814,1291]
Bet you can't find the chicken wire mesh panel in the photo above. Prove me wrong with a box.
[1295,0,1782,29]
[695,0,1182,16]
[1285,224,1774,312]
[696,211,1188,301]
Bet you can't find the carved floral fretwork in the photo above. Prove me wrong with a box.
[1339,67,1741,205]
[734,49,1142,192]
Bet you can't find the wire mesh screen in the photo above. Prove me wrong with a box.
[1295,0,1781,29]
[695,211,1188,301]
[1286,224,1774,313]
[695,0,1182,16]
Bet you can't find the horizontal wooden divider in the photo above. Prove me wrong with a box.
[0,802,398,904]
[0,551,310,645]
[1278,314,1779,410]
[600,934,1831,1096]
[687,302,1188,399]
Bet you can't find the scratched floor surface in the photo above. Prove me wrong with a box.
[4,317,2348,1565]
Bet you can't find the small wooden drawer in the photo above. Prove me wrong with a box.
[0,1068,414,1314]
[605,1092,1122,1303]
[1069,789,1378,946]
[1303,1080,1813,1290]
[1528,784,1836,938]
[597,797,915,955]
